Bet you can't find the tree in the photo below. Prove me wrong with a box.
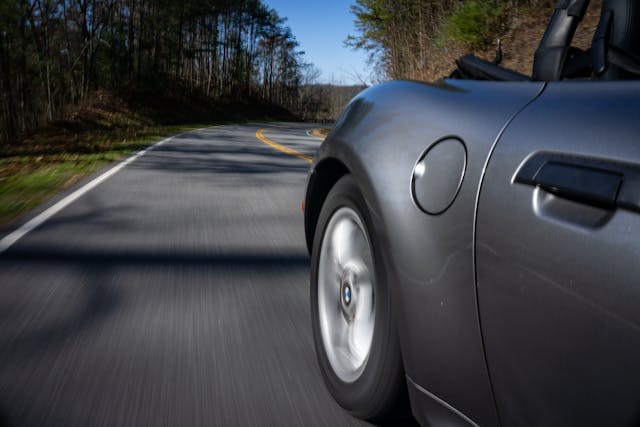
[346,0,451,80]
[0,0,314,145]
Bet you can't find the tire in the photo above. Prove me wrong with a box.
[310,175,405,421]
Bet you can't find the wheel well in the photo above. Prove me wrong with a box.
[304,158,349,253]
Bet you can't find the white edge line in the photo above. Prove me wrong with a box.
[0,131,189,254]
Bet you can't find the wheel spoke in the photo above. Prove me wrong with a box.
[317,207,376,383]
[352,281,374,357]
[330,217,358,267]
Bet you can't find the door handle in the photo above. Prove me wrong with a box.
[514,152,640,213]
[523,161,622,208]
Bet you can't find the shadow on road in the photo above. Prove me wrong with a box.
[1,246,309,268]
[0,246,309,359]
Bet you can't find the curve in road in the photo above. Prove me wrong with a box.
[0,123,373,427]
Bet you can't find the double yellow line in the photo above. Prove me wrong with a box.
[255,129,313,164]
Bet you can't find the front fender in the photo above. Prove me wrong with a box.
[306,79,545,426]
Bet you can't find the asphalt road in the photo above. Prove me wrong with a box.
[0,123,374,427]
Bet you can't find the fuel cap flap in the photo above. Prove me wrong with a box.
[412,137,467,215]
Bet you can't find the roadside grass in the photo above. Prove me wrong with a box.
[0,124,207,227]
[0,80,301,229]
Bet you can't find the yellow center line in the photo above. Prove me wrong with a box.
[256,129,313,164]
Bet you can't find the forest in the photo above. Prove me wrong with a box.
[0,0,317,145]
[1,0,581,147]
[347,0,567,81]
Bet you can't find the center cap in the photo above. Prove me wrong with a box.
[343,285,352,306]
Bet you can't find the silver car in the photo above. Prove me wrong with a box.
[304,0,640,425]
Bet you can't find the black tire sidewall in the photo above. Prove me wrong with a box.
[310,175,403,421]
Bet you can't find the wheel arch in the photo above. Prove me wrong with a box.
[304,158,350,254]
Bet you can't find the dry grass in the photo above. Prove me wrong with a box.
[0,124,203,227]
[416,0,603,81]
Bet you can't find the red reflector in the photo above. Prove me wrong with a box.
[301,202,305,213]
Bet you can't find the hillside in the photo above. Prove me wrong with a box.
[430,0,602,81]
[299,84,367,122]
[0,1,308,148]
[350,0,604,82]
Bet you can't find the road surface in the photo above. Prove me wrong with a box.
[0,123,375,426]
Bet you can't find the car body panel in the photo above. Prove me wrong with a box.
[306,79,545,425]
[476,81,640,426]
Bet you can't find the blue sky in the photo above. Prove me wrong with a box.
[263,0,370,85]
